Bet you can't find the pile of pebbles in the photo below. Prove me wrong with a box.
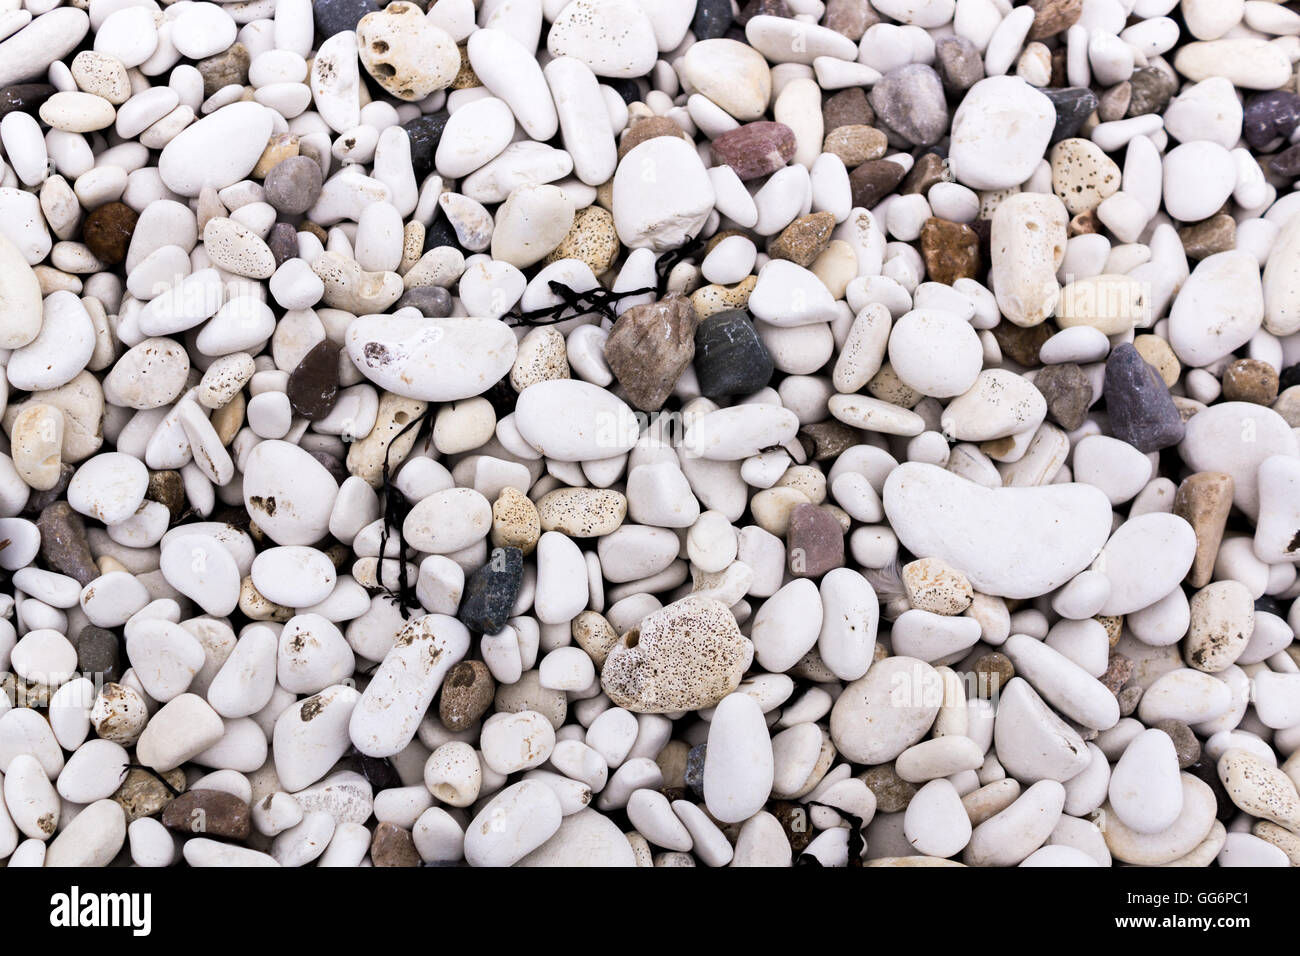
[2,0,1300,869]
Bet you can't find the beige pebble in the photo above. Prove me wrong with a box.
[544,206,621,275]
[572,610,619,667]
[750,486,812,537]
[537,487,627,537]
[510,326,570,392]
[10,404,65,491]
[345,392,428,487]
[1133,334,1180,387]
[491,486,542,555]
[902,557,974,616]
[690,277,756,318]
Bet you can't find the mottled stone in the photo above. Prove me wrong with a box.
[82,202,137,267]
[861,763,916,813]
[736,0,790,24]
[264,155,323,217]
[605,293,698,412]
[821,125,887,168]
[1173,473,1233,588]
[371,822,421,866]
[1034,362,1092,430]
[618,115,691,160]
[1154,719,1200,769]
[1127,67,1176,118]
[685,743,706,798]
[869,65,948,148]
[823,0,878,40]
[1178,214,1235,260]
[1103,343,1185,452]
[491,486,540,555]
[146,470,185,522]
[1245,90,1300,151]
[458,547,523,635]
[439,659,495,731]
[799,420,861,460]
[162,789,250,840]
[972,652,1014,698]
[37,502,98,586]
[112,767,186,823]
[544,205,620,275]
[1043,87,1098,145]
[197,43,249,99]
[711,121,798,181]
[768,212,835,267]
[1222,359,1279,405]
[934,35,984,94]
[787,503,844,579]
[693,310,775,399]
[1098,652,1132,695]
[394,285,452,318]
[848,159,906,209]
[287,339,341,421]
[920,218,980,285]
[1028,0,1081,39]
[822,87,873,132]
[989,322,1053,368]
[900,151,951,196]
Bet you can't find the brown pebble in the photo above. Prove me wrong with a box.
[1221,357,1279,405]
[1099,652,1133,694]
[603,293,698,412]
[822,86,874,131]
[287,339,342,421]
[1027,0,1082,40]
[267,222,299,267]
[36,501,99,586]
[371,822,421,866]
[1034,362,1093,430]
[1117,683,1143,716]
[1095,614,1123,646]
[81,202,137,266]
[300,221,328,244]
[1178,213,1236,259]
[112,767,187,823]
[799,420,861,460]
[787,503,844,579]
[821,125,887,167]
[768,212,835,267]
[920,217,981,285]
[849,158,907,209]
[990,320,1054,367]
[1068,209,1100,236]
[450,45,480,89]
[1097,82,1131,123]
[860,764,917,814]
[161,789,251,840]
[197,43,249,98]
[1154,719,1201,769]
[1173,471,1234,588]
[769,799,814,853]
[823,0,879,40]
[618,115,691,160]
[146,470,185,522]
[900,151,952,196]
[439,659,496,731]
[972,652,1014,698]
[711,121,798,181]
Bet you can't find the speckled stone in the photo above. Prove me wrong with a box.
[450,46,480,90]
[491,486,541,555]
[1245,90,1300,151]
[934,35,984,94]
[902,557,973,615]
[264,156,323,217]
[972,652,1014,698]
[1177,214,1236,260]
[573,611,619,667]
[692,0,734,39]
[1098,652,1132,695]
[711,121,798,181]
[823,0,878,40]
[439,659,495,731]
[287,339,341,421]
[1174,472,1234,589]
[146,469,185,522]
[82,202,137,266]
[73,625,121,682]
[920,218,980,285]
[869,65,948,148]
[821,125,887,168]
[605,293,698,412]
[458,547,523,634]
[618,115,691,160]
[787,503,844,579]
[1222,358,1279,405]
[372,823,421,866]
[113,767,187,823]
[1027,0,1081,39]
[848,159,906,208]
[1043,87,1098,145]
[37,502,98,586]
[861,764,916,813]
[161,789,250,840]
[197,43,249,98]
[544,205,620,274]
[1154,719,1200,769]
[693,310,774,399]
[769,212,835,268]
[866,364,922,407]
[1095,614,1123,647]
[800,420,861,460]
[537,488,627,537]
[684,742,706,798]
[1103,343,1185,452]
[822,87,873,132]
[690,277,756,318]
[1034,362,1093,430]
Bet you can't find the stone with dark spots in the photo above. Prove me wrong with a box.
[1244,90,1300,151]
[787,503,844,579]
[920,218,980,285]
[72,625,121,682]
[264,155,323,216]
[1034,362,1093,430]
[934,35,983,93]
[458,547,523,634]
[768,212,835,268]
[710,121,797,181]
[1043,87,1098,145]
[395,285,452,317]
[692,0,734,40]
[287,339,342,421]
[402,111,449,182]
[161,789,251,840]
[267,222,299,267]
[822,87,873,132]
[685,743,706,798]
[604,293,698,411]
[439,660,495,731]
[113,767,186,823]
[1103,343,1185,452]
[82,202,137,266]
[693,310,775,399]
[372,822,421,866]
[37,502,98,586]
[848,159,906,208]
[0,83,56,119]
[869,65,948,148]
[314,0,383,39]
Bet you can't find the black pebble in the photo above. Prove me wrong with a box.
[313,0,382,38]
[1279,363,1300,392]
[1103,343,1186,453]
[1043,87,1099,145]
[0,83,56,119]
[73,626,121,682]
[685,744,707,798]
[1245,90,1300,152]
[458,547,524,635]
[403,111,450,182]
[692,0,734,40]
[693,310,775,400]
[602,77,643,105]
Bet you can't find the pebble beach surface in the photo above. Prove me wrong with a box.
[0,0,1299,870]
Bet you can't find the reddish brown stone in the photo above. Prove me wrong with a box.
[371,822,421,866]
[711,121,797,181]
[161,790,251,840]
[768,212,835,267]
[920,218,981,285]
[82,202,138,266]
[848,159,906,208]
[990,320,1054,368]
[1027,0,1082,40]
[604,293,698,412]
[787,503,844,579]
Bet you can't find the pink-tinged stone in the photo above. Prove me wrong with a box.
[710,121,797,181]
[787,503,845,579]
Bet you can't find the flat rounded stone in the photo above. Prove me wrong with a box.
[158,102,273,197]
[346,315,518,402]
[514,379,640,462]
